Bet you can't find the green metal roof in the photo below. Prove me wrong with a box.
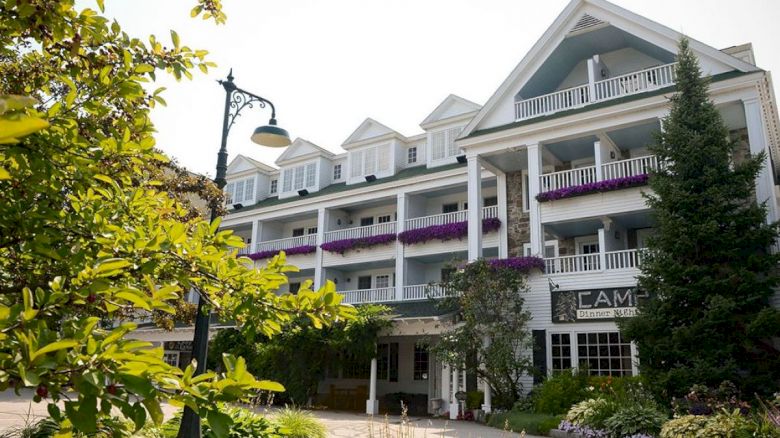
[464,70,749,140]
[229,162,466,215]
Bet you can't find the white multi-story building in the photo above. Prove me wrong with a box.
[138,0,780,418]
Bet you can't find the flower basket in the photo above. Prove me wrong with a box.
[247,244,317,261]
[398,218,501,245]
[536,174,649,202]
[320,233,397,255]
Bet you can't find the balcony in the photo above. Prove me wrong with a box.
[255,234,317,253]
[324,222,397,243]
[339,284,450,305]
[515,63,677,121]
[544,249,643,274]
[540,155,658,193]
[404,206,499,230]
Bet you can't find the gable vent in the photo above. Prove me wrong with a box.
[568,14,606,36]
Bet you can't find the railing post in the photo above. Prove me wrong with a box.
[593,140,603,181]
[598,228,607,271]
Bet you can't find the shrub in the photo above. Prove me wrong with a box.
[565,398,617,430]
[273,407,326,438]
[487,412,563,435]
[660,415,710,438]
[604,404,667,437]
[162,407,281,438]
[466,391,484,410]
[533,370,590,415]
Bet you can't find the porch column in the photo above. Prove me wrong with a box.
[481,336,492,413]
[395,193,406,301]
[449,367,460,420]
[467,156,483,261]
[497,171,509,258]
[598,228,607,271]
[527,144,544,255]
[743,97,779,224]
[593,140,604,181]
[250,220,261,254]
[441,363,451,414]
[366,357,378,415]
[314,208,327,288]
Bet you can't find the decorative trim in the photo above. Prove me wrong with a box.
[536,174,649,202]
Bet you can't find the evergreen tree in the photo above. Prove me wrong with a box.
[619,38,780,399]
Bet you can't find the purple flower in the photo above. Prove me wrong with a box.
[557,421,608,438]
[536,174,649,202]
[488,256,545,273]
[320,233,397,255]
[398,218,501,245]
[247,244,317,261]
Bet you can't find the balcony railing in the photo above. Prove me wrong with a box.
[255,234,317,253]
[544,249,643,274]
[540,166,597,192]
[324,221,397,243]
[601,155,658,180]
[340,287,395,305]
[515,62,678,121]
[404,206,499,230]
[403,284,449,301]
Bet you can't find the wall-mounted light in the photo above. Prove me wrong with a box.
[614,231,620,239]
[333,278,338,285]
[348,220,353,225]
[337,219,342,225]
[610,151,616,159]
[365,175,377,182]
[346,277,351,283]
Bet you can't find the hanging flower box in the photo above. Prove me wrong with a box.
[320,233,397,255]
[247,244,317,261]
[398,218,501,245]
[536,174,649,202]
[488,256,545,273]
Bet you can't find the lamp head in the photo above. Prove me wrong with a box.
[251,118,291,147]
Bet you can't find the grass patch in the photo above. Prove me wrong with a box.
[487,411,563,436]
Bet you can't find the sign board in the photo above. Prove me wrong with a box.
[164,341,194,351]
[551,287,648,323]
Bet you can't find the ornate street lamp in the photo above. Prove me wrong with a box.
[177,70,291,438]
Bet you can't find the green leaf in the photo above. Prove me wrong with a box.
[206,410,232,438]
[170,30,180,49]
[31,340,79,361]
[115,290,151,310]
[119,374,155,398]
[94,258,131,275]
[65,396,97,433]
[255,380,285,392]
[135,64,155,74]
[142,397,163,425]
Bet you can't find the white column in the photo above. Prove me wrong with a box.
[598,227,607,271]
[743,97,779,224]
[593,140,604,181]
[441,363,451,414]
[586,56,598,103]
[250,220,261,253]
[481,336,492,413]
[467,156,483,261]
[395,193,406,301]
[527,144,544,255]
[449,367,460,420]
[366,357,378,415]
[314,208,327,288]
[497,172,509,258]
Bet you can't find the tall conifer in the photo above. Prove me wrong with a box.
[619,38,780,398]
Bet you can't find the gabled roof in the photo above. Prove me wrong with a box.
[342,117,406,148]
[460,0,760,139]
[275,137,334,166]
[226,154,276,175]
[420,94,482,128]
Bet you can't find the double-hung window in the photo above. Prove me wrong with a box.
[225,177,255,204]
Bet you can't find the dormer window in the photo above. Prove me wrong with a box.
[281,163,318,193]
[350,144,391,179]
[269,179,278,194]
[333,164,342,180]
[225,177,255,205]
[431,127,463,161]
[408,147,417,164]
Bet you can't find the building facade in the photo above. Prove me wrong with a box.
[135,0,780,419]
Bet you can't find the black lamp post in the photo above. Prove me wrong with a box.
[177,70,291,438]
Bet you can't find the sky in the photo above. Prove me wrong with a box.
[101,0,780,177]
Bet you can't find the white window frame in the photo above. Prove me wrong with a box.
[269,179,278,194]
[408,147,417,164]
[574,235,599,255]
[225,176,255,204]
[523,240,559,258]
[377,214,392,224]
[546,330,638,377]
[163,351,180,367]
[333,164,342,180]
[375,274,390,289]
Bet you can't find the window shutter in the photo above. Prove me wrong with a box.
[234,179,245,202]
[350,151,363,178]
[225,182,235,203]
[282,169,292,192]
[431,132,445,160]
[364,147,377,174]
[243,177,255,201]
[446,127,462,157]
[293,165,305,190]
[306,163,316,187]
[378,145,390,171]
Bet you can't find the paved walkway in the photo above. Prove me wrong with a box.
[0,391,541,438]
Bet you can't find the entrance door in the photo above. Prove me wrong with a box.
[579,240,599,271]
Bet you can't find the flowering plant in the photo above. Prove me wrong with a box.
[320,233,397,255]
[247,245,316,261]
[398,218,501,245]
[488,256,545,273]
[558,420,608,437]
[536,174,649,202]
